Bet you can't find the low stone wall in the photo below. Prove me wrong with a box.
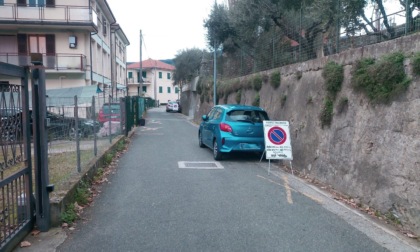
[49,134,129,227]
[193,33,420,234]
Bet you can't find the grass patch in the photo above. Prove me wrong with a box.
[320,98,334,128]
[352,52,410,104]
[322,61,344,99]
[270,71,281,89]
[74,180,90,205]
[61,203,78,224]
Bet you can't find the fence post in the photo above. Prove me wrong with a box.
[92,96,97,156]
[108,96,112,144]
[75,95,81,172]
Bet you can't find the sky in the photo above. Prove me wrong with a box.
[106,0,225,62]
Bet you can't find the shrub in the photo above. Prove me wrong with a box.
[196,79,203,95]
[322,61,344,99]
[242,78,253,90]
[262,73,269,83]
[270,71,281,89]
[235,90,242,104]
[412,52,420,76]
[296,71,302,80]
[253,74,263,91]
[337,97,349,114]
[320,98,334,128]
[252,93,260,106]
[352,52,410,104]
[281,95,287,107]
[307,96,313,104]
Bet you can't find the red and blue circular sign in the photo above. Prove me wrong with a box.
[267,126,287,145]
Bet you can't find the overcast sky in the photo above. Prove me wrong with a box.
[106,0,224,62]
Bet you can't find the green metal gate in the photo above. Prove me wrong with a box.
[0,63,34,252]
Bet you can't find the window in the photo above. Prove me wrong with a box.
[18,0,46,7]
[159,86,162,93]
[0,0,4,5]
[167,73,171,79]
[142,86,147,92]
[175,87,179,93]
[128,72,132,78]
[158,72,162,79]
[102,16,107,36]
[167,87,171,93]
[142,71,146,78]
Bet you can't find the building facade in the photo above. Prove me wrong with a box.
[0,0,129,102]
[127,59,179,104]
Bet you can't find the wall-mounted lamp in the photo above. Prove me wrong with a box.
[69,35,77,48]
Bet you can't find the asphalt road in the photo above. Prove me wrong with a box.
[57,106,419,252]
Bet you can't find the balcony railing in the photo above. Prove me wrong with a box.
[0,53,87,71]
[127,78,152,84]
[0,3,97,26]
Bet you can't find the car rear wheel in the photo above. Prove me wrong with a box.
[198,131,205,148]
[213,140,222,160]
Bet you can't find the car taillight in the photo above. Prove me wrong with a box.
[219,123,232,132]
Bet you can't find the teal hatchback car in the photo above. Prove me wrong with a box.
[198,104,269,160]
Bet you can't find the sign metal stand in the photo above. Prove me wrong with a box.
[262,121,293,175]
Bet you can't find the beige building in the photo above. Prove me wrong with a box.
[0,0,129,103]
[127,59,179,104]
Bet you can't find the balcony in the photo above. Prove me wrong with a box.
[0,53,87,71]
[0,4,98,29]
[127,78,152,85]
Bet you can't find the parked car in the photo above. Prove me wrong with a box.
[1,108,100,142]
[198,104,269,160]
[166,101,179,112]
[98,102,121,124]
[42,111,100,140]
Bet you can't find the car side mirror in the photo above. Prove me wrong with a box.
[202,115,209,121]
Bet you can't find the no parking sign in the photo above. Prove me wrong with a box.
[263,121,293,160]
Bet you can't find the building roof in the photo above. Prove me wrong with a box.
[127,58,175,71]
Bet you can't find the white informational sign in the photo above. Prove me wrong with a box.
[263,121,293,160]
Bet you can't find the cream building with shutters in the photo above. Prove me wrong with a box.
[127,59,179,104]
[0,0,129,103]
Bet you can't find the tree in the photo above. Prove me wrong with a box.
[204,2,234,50]
[173,48,205,86]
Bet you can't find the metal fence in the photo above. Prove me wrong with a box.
[208,1,420,79]
[45,96,125,192]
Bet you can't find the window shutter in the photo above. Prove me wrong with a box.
[17,0,25,6]
[46,0,55,7]
[17,34,27,54]
[45,34,55,55]
[103,18,107,36]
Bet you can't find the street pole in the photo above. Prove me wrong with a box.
[213,41,217,105]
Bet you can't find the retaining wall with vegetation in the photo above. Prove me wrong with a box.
[192,33,420,234]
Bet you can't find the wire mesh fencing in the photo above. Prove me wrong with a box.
[206,0,420,80]
[46,96,125,191]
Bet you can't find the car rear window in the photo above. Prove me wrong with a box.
[102,104,120,114]
[226,110,269,123]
